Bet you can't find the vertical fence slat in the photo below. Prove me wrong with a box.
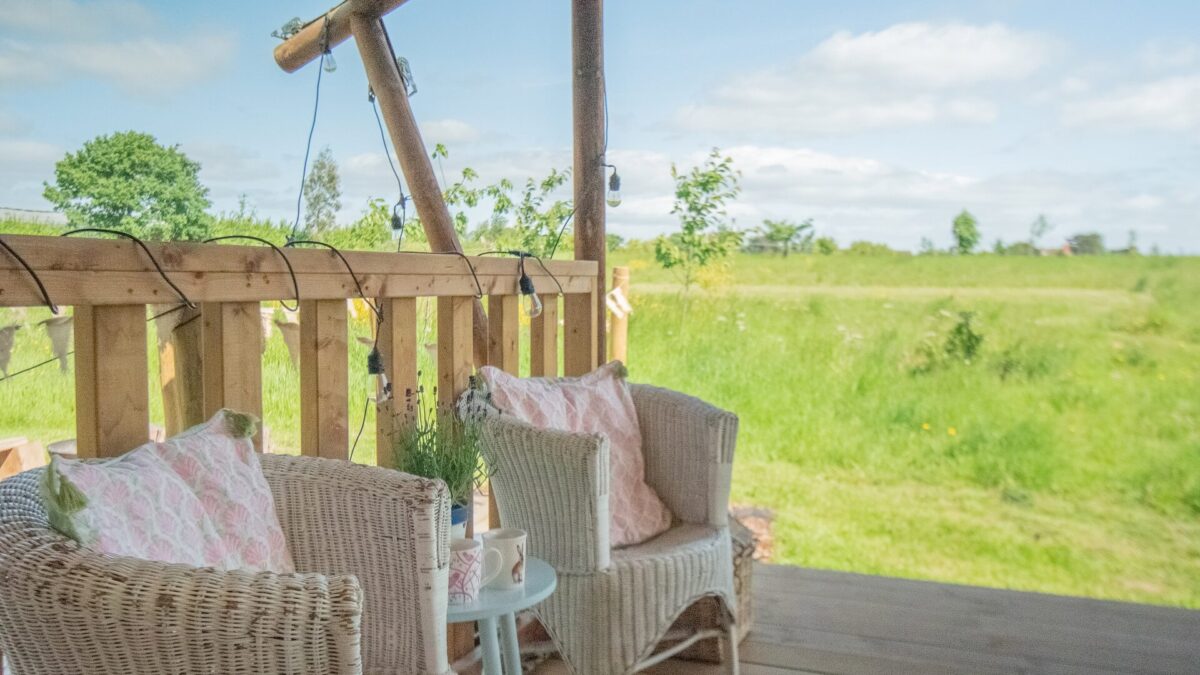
[376,297,417,468]
[438,295,474,538]
[300,299,348,460]
[529,294,559,377]
[437,296,474,409]
[201,302,264,449]
[487,294,520,373]
[74,305,149,458]
[485,294,520,528]
[563,290,598,376]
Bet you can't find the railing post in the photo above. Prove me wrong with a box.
[201,302,264,449]
[564,289,598,376]
[75,305,149,458]
[300,299,348,460]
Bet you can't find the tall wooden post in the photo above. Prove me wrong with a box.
[610,266,629,364]
[348,13,489,368]
[572,0,607,362]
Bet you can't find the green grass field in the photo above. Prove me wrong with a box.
[615,252,1200,608]
[1,248,1197,608]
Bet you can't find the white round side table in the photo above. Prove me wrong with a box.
[447,556,557,675]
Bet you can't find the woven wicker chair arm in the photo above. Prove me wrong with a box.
[0,538,362,674]
[630,384,738,527]
[479,414,612,573]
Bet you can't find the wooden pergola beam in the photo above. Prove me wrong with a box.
[272,0,411,73]
[572,0,608,360]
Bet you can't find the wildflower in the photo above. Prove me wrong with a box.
[921,422,931,431]
[947,427,957,437]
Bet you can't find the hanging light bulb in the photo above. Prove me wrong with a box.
[322,50,337,73]
[390,200,405,240]
[606,167,622,207]
[517,259,543,319]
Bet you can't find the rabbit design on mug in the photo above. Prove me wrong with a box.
[512,543,525,584]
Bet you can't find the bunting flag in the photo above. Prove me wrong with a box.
[606,286,634,319]
[274,319,301,369]
[260,307,276,354]
[40,316,73,373]
[0,324,20,378]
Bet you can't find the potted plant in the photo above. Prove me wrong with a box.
[391,385,489,538]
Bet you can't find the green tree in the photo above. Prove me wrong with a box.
[321,198,392,251]
[436,144,572,257]
[814,236,837,255]
[43,130,211,240]
[951,209,980,254]
[654,148,743,291]
[303,146,341,234]
[1067,232,1105,255]
[758,218,813,257]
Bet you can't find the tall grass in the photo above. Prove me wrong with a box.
[621,254,1200,607]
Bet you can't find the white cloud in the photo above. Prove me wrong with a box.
[422,119,480,144]
[1062,75,1200,132]
[1139,40,1200,71]
[0,0,157,36]
[0,1,233,95]
[676,22,1052,136]
[602,144,1194,252]
[810,22,1052,88]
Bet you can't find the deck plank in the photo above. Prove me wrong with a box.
[531,563,1200,674]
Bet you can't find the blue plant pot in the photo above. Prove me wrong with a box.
[450,503,468,539]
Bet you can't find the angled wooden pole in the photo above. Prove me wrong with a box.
[572,0,607,361]
[349,13,489,367]
[273,0,409,73]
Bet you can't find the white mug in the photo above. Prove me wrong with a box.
[482,528,527,590]
[448,537,502,605]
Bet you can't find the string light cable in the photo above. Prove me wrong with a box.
[0,236,59,314]
[368,87,409,250]
[61,228,195,309]
[289,14,333,241]
[203,235,301,312]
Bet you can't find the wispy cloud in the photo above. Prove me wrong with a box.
[1062,75,1200,132]
[675,22,1054,136]
[0,0,233,96]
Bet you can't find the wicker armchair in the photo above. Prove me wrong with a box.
[0,454,452,675]
[472,383,740,675]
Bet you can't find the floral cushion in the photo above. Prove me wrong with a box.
[42,410,294,573]
[157,410,294,573]
[478,361,674,547]
[42,444,222,567]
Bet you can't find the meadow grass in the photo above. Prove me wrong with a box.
[619,252,1200,607]
[1,248,1197,607]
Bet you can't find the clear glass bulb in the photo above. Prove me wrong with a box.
[323,51,337,73]
[521,290,543,319]
[606,170,622,207]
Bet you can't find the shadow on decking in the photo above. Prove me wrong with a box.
[534,563,1200,675]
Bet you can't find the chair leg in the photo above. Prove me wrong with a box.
[724,622,740,675]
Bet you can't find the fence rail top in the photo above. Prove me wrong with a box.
[0,234,597,307]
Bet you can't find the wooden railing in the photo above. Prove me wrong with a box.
[0,234,599,463]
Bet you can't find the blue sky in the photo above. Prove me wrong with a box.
[1,0,1198,251]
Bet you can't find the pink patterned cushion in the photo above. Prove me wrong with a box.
[157,410,294,573]
[479,361,674,547]
[44,410,293,573]
[46,445,223,567]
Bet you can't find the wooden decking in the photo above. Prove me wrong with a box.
[535,563,1200,674]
